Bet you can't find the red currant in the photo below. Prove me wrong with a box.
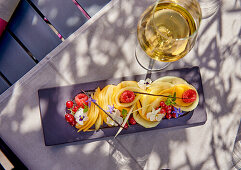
[75,93,88,108]
[120,90,135,103]
[160,108,166,114]
[72,106,79,113]
[66,101,73,108]
[65,114,76,126]
[171,105,174,111]
[129,117,137,125]
[165,105,172,111]
[124,123,128,129]
[171,113,177,118]
[166,108,172,114]
[165,113,172,119]
[160,101,166,108]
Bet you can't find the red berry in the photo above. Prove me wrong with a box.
[66,101,73,108]
[165,105,172,111]
[171,105,174,111]
[166,108,172,114]
[171,113,177,118]
[72,106,79,113]
[160,108,166,114]
[160,101,166,108]
[124,123,128,129]
[75,93,88,108]
[165,113,172,119]
[120,90,135,103]
[182,89,197,103]
[129,117,137,125]
[65,114,76,126]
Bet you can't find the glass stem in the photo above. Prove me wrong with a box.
[145,58,155,79]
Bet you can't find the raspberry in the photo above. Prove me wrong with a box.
[120,90,135,103]
[182,89,197,103]
[75,93,88,108]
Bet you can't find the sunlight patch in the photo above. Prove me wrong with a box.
[92,50,108,65]
[107,9,119,23]
[20,106,41,134]
[11,120,19,132]
[65,145,78,154]
[66,17,80,26]
[49,8,58,19]
[145,152,160,170]
[82,142,98,154]
[32,15,38,25]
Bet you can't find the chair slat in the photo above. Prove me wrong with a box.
[30,0,88,38]
[0,77,9,94]
[76,0,111,17]
[0,32,36,84]
[7,0,62,62]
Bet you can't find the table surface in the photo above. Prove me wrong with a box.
[0,0,240,169]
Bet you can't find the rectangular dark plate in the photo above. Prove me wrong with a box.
[38,66,207,146]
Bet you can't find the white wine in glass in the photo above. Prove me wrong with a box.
[136,0,202,71]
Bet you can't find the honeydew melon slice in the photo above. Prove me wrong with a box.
[133,101,160,128]
[147,82,173,93]
[119,81,139,88]
[140,82,173,120]
[151,76,188,86]
[145,96,166,114]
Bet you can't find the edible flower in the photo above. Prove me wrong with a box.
[137,78,152,90]
[75,108,88,125]
[146,107,164,121]
[106,109,123,126]
[86,97,96,107]
[173,107,183,118]
[106,104,114,113]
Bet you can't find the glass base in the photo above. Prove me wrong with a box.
[135,43,170,71]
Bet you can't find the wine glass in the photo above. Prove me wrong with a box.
[135,0,202,71]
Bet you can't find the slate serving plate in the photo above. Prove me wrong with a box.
[38,66,207,146]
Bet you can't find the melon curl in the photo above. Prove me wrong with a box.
[114,86,142,108]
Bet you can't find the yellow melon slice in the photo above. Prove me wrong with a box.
[83,91,100,132]
[151,76,188,86]
[173,84,199,112]
[114,86,142,108]
[119,81,139,88]
[76,93,98,132]
[133,101,160,128]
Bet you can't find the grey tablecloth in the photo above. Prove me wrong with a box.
[0,0,240,169]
